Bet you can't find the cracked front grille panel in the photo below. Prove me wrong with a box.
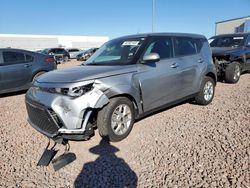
[25,99,60,136]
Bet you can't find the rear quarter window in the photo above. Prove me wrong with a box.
[193,38,205,53]
[25,54,34,62]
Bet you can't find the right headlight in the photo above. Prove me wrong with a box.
[66,84,93,97]
[41,83,94,98]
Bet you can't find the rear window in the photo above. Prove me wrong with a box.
[56,49,65,53]
[174,37,197,57]
[3,51,25,64]
[68,49,79,52]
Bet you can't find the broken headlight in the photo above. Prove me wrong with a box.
[67,84,93,97]
[42,83,94,97]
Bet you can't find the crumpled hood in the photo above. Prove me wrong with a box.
[37,65,137,83]
[211,47,243,56]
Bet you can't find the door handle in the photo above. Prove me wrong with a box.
[198,59,204,63]
[170,63,179,68]
[24,64,32,68]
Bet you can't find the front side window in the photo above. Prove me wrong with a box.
[174,37,196,57]
[144,37,173,59]
[85,37,146,65]
[3,52,25,64]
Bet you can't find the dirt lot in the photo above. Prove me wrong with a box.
[0,60,249,187]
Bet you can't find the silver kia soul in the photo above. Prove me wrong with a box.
[25,33,217,143]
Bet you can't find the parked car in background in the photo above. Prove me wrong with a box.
[0,48,56,94]
[67,48,84,59]
[25,33,217,144]
[76,48,98,61]
[209,33,250,83]
[40,48,70,63]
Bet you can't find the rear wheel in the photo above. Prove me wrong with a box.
[97,97,135,142]
[195,76,215,105]
[64,55,69,62]
[225,62,241,83]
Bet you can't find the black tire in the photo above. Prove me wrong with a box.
[195,76,215,105]
[97,97,135,142]
[225,62,241,83]
[32,71,46,82]
[64,55,69,62]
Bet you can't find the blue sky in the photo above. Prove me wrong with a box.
[0,0,249,39]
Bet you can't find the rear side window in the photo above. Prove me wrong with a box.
[3,52,25,64]
[174,37,196,57]
[144,37,173,59]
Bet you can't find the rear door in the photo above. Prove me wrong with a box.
[0,51,32,91]
[136,36,183,112]
[173,37,204,96]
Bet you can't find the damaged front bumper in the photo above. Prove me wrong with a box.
[25,84,109,141]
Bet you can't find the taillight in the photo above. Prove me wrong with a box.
[45,57,55,63]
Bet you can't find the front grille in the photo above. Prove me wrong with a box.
[25,99,60,136]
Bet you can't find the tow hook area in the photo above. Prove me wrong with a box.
[37,138,76,171]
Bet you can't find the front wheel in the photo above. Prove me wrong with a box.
[225,62,241,83]
[195,76,215,105]
[97,97,135,142]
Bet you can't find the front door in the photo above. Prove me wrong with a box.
[135,36,183,112]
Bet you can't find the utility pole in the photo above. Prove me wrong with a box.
[152,0,155,32]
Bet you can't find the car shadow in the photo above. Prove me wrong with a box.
[74,138,138,188]
[0,90,27,98]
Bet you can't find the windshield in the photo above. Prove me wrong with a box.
[210,36,246,48]
[85,37,146,65]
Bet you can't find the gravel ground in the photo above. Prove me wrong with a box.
[0,60,249,188]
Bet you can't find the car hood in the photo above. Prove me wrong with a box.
[37,65,137,83]
[211,47,242,56]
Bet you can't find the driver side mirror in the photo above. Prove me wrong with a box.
[142,53,160,63]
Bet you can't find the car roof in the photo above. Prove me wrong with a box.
[115,32,206,40]
[0,48,34,53]
[210,32,250,39]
